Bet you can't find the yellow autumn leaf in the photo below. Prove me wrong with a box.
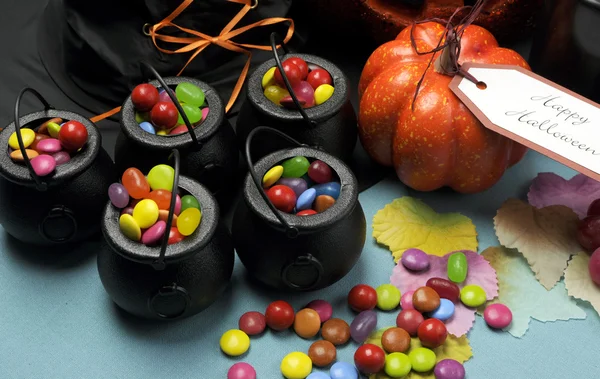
[366,328,473,379]
[565,252,600,316]
[372,197,478,261]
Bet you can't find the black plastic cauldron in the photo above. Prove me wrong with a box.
[0,88,116,245]
[97,150,234,320]
[236,33,358,163]
[114,62,238,199]
[232,127,366,291]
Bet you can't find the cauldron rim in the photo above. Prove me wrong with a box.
[101,175,219,264]
[246,53,350,123]
[243,146,358,232]
[120,77,223,150]
[0,110,101,188]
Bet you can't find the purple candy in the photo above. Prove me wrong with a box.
[36,138,62,153]
[276,177,308,198]
[108,183,130,208]
[141,221,167,246]
[121,207,134,216]
[291,81,315,107]
[401,248,430,271]
[306,299,333,323]
[51,151,71,166]
[30,154,56,176]
[350,310,377,343]
[434,359,465,379]
[201,107,209,121]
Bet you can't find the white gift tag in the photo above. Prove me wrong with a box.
[449,63,600,181]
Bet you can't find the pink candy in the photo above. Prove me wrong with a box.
[306,299,333,323]
[483,303,513,329]
[141,221,167,246]
[401,290,414,310]
[36,138,62,153]
[30,154,56,176]
[201,107,209,121]
[227,362,256,379]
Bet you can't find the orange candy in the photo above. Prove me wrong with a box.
[121,168,150,199]
[148,189,172,210]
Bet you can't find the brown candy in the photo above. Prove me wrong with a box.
[381,327,411,353]
[37,118,63,135]
[293,308,321,339]
[9,149,39,162]
[308,340,336,367]
[314,195,335,213]
[426,277,460,303]
[412,286,440,313]
[321,318,350,345]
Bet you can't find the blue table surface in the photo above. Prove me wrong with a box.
[2,150,600,379]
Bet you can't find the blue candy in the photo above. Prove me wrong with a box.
[312,182,341,200]
[428,298,455,321]
[330,362,358,379]
[307,373,331,379]
[296,188,317,211]
[139,121,156,134]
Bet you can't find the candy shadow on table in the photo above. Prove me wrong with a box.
[3,232,99,269]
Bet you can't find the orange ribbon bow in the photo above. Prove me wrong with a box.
[91,0,294,123]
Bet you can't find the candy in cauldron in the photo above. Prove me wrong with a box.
[236,33,357,163]
[0,88,116,246]
[232,127,366,291]
[114,62,238,200]
[97,150,234,320]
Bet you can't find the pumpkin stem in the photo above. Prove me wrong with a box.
[434,30,460,75]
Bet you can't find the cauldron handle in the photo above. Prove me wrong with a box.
[13,88,54,192]
[139,61,202,149]
[245,126,307,239]
[152,148,181,271]
[269,32,317,129]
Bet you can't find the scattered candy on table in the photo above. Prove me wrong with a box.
[375,284,401,311]
[460,284,487,308]
[428,298,455,321]
[109,164,201,245]
[263,157,340,216]
[396,309,424,337]
[238,311,267,336]
[385,352,412,378]
[262,57,334,109]
[408,347,437,373]
[348,284,378,312]
[329,361,358,379]
[417,318,448,349]
[400,290,415,310]
[293,308,321,339]
[354,343,386,374]
[130,81,209,136]
[7,118,88,177]
[433,359,466,379]
[350,310,378,343]
[306,373,330,379]
[483,303,513,329]
[412,286,441,313]
[280,352,312,379]
[381,327,411,353]
[265,300,295,331]
[306,299,333,323]
[426,277,460,303]
[321,318,351,346]
[220,329,251,357]
[447,251,468,283]
[308,340,336,367]
[401,248,430,271]
[227,362,257,379]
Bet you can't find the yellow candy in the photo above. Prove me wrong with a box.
[177,208,201,236]
[263,165,283,188]
[262,66,277,89]
[220,329,250,357]
[264,85,289,105]
[119,214,141,241]
[47,122,61,138]
[8,128,35,150]
[147,164,175,191]
[314,84,335,105]
[132,199,159,229]
[156,129,169,136]
[280,352,312,379]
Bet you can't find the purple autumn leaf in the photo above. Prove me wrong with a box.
[390,250,498,337]
[528,172,600,218]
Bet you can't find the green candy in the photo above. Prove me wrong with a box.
[281,156,310,178]
[47,122,61,138]
[147,164,175,192]
[376,284,401,311]
[177,103,202,126]
[460,284,487,307]
[180,195,200,212]
[385,353,412,378]
[408,348,436,373]
[135,112,150,123]
[176,82,205,107]
[447,252,468,283]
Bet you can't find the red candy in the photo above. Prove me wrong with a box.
[265,300,295,331]
[588,199,600,216]
[308,160,333,184]
[58,121,88,151]
[132,84,159,112]
[151,101,179,129]
[122,167,150,199]
[307,69,333,90]
[169,125,188,135]
[417,318,448,349]
[396,309,424,337]
[167,227,185,245]
[239,311,267,336]
[354,344,386,374]
[285,57,309,80]
[266,185,296,213]
[577,215,600,252]
[297,209,317,216]
[348,284,378,312]
[274,61,302,87]
[426,277,460,303]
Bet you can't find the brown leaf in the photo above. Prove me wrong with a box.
[564,252,600,316]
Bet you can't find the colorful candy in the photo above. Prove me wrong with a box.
[9,149,38,162]
[385,353,412,378]
[329,362,358,379]
[412,286,441,313]
[426,277,460,303]
[119,214,142,242]
[265,300,295,331]
[308,160,333,184]
[417,318,448,349]
[141,220,167,245]
[401,248,430,271]
[176,82,205,107]
[267,185,297,213]
[308,340,336,367]
[400,290,415,310]
[296,188,317,211]
[282,156,310,178]
[122,168,150,199]
[447,252,468,283]
[238,311,267,336]
[263,165,284,188]
[321,318,351,346]
[348,284,378,312]
[180,194,199,212]
[132,199,159,229]
[350,310,377,343]
[8,128,35,149]
[227,362,257,379]
[177,208,201,236]
[262,58,335,108]
[30,155,56,176]
[589,247,600,285]
[219,329,250,357]
[131,83,159,112]
[307,373,330,379]
[483,303,513,329]
[396,309,424,337]
[147,164,175,191]
[109,183,130,208]
[58,121,88,151]
[306,299,333,323]
[460,284,487,308]
[354,344,386,374]
[408,347,437,373]
[314,195,335,213]
[293,308,321,339]
[381,327,411,353]
[376,284,401,311]
[428,298,455,321]
[434,359,465,379]
[280,352,312,379]
[276,177,308,198]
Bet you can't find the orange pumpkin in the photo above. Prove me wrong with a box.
[358,22,530,193]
